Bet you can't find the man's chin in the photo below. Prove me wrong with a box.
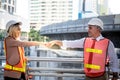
[88,34,91,37]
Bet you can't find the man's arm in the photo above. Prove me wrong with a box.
[108,41,119,80]
[46,38,85,49]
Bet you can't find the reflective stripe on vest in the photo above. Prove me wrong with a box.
[86,48,102,54]
[84,38,109,77]
[85,64,100,70]
[4,62,26,72]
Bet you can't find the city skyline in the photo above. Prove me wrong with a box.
[16,0,120,20]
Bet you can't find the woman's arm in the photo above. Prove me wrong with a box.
[6,38,45,47]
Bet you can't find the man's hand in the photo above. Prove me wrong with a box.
[112,72,119,80]
[45,40,62,48]
[112,77,118,80]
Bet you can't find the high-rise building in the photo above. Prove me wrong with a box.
[0,0,16,14]
[29,0,73,30]
[97,0,109,15]
[78,0,109,19]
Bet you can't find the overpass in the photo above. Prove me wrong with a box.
[40,14,120,48]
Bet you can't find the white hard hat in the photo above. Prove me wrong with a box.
[88,18,103,30]
[6,20,22,32]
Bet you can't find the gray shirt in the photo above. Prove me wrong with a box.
[62,34,119,73]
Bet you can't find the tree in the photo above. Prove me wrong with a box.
[28,28,49,41]
[0,30,6,41]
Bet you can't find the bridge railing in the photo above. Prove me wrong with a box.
[0,56,120,80]
[28,57,84,78]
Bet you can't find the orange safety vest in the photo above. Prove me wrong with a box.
[4,39,26,72]
[84,38,109,77]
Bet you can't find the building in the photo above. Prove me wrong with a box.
[0,0,16,14]
[29,0,73,30]
[29,0,112,29]
[78,0,109,19]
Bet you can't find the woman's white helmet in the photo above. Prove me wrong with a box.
[88,18,103,30]
[6,20,22,33]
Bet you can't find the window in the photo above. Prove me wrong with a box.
[4,5,7,10]
[8,0,11,4]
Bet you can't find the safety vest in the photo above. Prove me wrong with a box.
[84,38,109,77]
[4,39,26,72]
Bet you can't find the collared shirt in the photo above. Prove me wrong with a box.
[62,34,119,73]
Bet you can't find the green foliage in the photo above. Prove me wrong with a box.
[0,34,3,40]
[0,30,6,40]
[28,28,49,41]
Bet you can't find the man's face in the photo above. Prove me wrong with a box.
[88,25,99,37]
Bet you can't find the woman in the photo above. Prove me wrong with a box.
[4,20,45,80]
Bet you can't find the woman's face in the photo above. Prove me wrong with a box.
[14,26,21,38]
[8,25,21,39]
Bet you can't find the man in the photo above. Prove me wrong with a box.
[47,18,119,80]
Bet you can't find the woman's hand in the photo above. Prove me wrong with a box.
[45,40,62,48]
